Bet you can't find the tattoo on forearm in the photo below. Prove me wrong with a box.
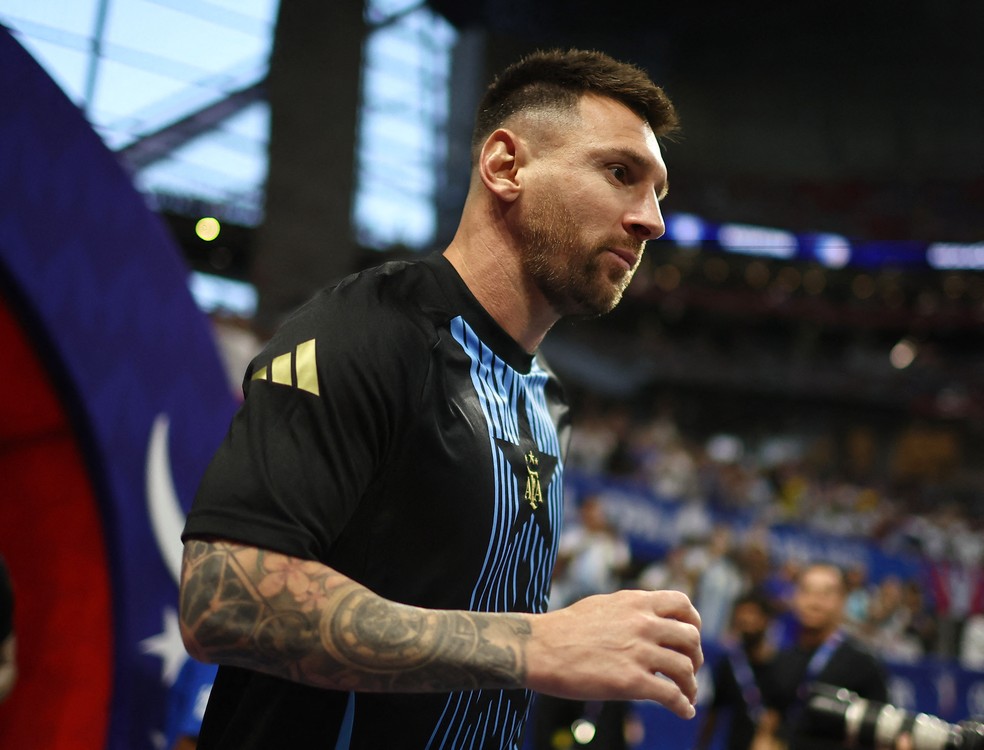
[179,540,531,692]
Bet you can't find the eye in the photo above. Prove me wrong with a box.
[608,165,628,183]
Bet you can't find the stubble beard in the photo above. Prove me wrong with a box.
[517,193,642,318]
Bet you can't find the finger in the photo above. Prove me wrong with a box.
[648,672,697,720]
[649,590,702,631]
[649,648,699,704]
[647,616,704,671]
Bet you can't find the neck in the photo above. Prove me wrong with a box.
[742,633,772,662]
[442,208,559,354]
[798,624,839,650]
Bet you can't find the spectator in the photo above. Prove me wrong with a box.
[901,579,937,659]
[550,495,631,610]
[694,527,745,643]
[567,409,621,475]
[959,613,984,671]
[695,590,777,750]
[866,576,922,663]
[638,546,697,600]
[757,562,888,750]
[843,564,872,636]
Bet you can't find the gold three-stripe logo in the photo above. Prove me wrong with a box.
[250,339,319,396]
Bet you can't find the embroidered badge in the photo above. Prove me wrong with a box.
[524,450,544,510]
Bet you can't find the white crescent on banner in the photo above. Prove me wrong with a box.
[146,413,186,585]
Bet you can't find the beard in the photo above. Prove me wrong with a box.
[517,191,643,318]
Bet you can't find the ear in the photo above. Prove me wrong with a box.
[477,129,523,202]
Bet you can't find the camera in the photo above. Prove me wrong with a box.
[804,683,984,750]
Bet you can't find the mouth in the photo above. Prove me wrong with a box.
[605,246,639,271]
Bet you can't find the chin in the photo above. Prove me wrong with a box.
[802,620,834,632]
[573,293,621,318]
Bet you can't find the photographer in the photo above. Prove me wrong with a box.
[755,562,888,750]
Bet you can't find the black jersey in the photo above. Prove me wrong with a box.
[767,636,887,750]
[183,253,570,749]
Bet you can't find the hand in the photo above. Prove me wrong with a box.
[524,589,703,719]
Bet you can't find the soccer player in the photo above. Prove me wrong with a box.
[179,48,702,748]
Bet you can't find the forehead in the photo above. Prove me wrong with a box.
[572,94,664,163]
[798,567,843,591]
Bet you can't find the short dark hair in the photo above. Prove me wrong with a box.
[472,48,679,156]
[733,589,775,617]
[796,561,848,593]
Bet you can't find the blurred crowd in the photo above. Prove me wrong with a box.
[562,401,984,669]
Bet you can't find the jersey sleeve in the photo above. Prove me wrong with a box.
[183,278,430,562]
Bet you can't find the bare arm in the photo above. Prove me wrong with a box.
[180,539,532,693]
[179,539,702,718]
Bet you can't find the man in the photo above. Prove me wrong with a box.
[179,48,702,749]
[756,562,887,750]
[695,590,777,750]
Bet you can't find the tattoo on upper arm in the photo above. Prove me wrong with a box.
[179,540,531,692]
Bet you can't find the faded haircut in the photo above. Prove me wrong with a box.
[471,48,679,159]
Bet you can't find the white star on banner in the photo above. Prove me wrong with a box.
[139,606,188,686]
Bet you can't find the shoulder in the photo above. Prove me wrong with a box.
[831,637,888,696]
[837,636,881,665]
[294,259,437,335]
[250,260,440,379]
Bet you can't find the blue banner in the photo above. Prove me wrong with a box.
[565,472,922,584]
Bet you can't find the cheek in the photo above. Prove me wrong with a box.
[586,194,623,230]
[557,181,614,220]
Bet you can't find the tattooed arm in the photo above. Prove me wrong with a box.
[179,539,702,717]
[179,539,530,693]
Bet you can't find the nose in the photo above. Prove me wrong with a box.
[625,189,665,241]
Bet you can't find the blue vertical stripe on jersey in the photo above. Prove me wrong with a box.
[333,692,355,750]
[452,317,562,613]
[423,317,564,750]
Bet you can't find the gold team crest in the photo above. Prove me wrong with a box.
[524,450,543,510]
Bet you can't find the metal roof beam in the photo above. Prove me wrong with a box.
[118,79,266,170]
